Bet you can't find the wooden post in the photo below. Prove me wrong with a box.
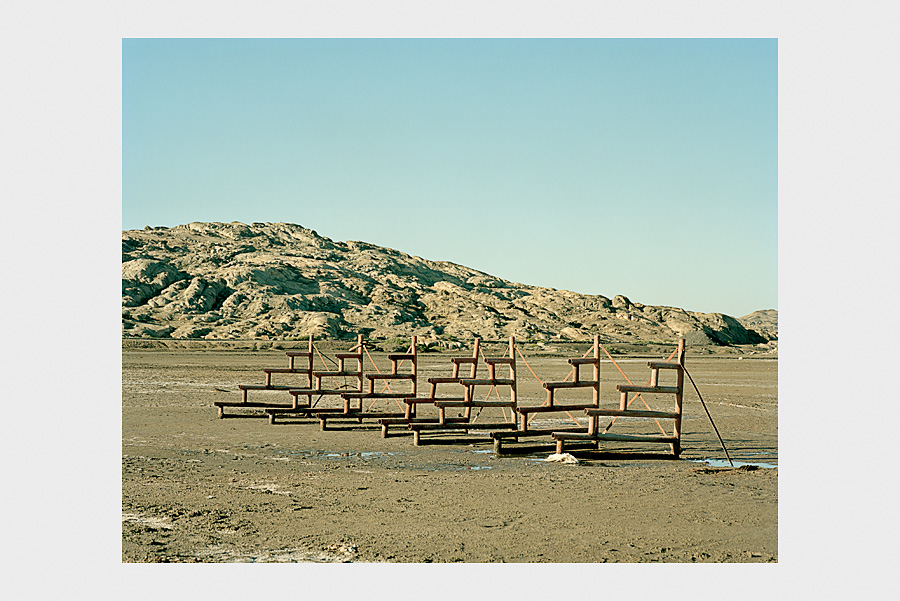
[672,338,685,456]
[411,335,417,398]
[357,334,364,392]
[465,338,479,420]
[589,334,600,434]
[307,334,314,388]
[508,336,517,408]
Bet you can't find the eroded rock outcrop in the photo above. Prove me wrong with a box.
[122,221,775,344]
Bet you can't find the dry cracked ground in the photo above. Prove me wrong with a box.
[123,340,777,563]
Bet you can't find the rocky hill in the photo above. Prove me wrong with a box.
[122,222,776,347]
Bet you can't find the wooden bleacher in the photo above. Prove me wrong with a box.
[213,334,315,418]
[315,336,419,429]
[552,339,686,457]
[409,336,519,445]
[264,334,365,424]
[490,334,602,454]
[379,338,481,437]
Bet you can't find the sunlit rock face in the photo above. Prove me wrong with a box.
[122,221,774,344]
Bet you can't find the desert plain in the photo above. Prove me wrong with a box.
[122,338,777,563]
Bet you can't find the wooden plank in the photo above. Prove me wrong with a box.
[289,388,350,395]
[568,358,599,365]
[616,385,680,394]
[552,432,678,444]
[313,370,361,377]
[459,378,515,386]
[213,401,295,409]
[409,422,517,431]
[405,397,466,404]
[584,408,679,419]
[428,377,465,384]
[284,351,313,357]
[517,404,596,414]
[367,373,415,380]
[341,392,416,399]
[238,384,296,391]
[451,357,477,364]
[544,381,597,389]
[484,358,515,365]
[262,368,312,374]
[491,427,587,439]
[321,412,407,420]
[378,417,469,425]
[388,353,415,361]
[433,400,516,408]
[648,361,682,370]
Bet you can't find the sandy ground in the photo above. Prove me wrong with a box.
[122,340,777,563]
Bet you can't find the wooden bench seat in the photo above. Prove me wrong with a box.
[341,391,416,399]
[433,400,516,408]
[289,388,352,396]
[404,396,466,405]
[238,384,296,391]
[543,381,597,390]
[584,408,680,419]
[458,378,515,387]
[516,403,597,414]
[616,384,680,394]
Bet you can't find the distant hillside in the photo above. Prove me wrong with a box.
[122,222,776,346]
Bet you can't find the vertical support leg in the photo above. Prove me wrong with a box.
[673,338,685,458]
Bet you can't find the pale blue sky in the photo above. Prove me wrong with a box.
[123,38,776,317]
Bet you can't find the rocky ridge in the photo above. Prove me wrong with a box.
[122,222,777,347]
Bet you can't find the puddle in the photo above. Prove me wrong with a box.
[691,459,777,469]
[275,449,398,460]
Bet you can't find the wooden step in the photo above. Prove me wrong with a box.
[491,427,588,439]
[616,385,680,394]
[648,361,682,370]
[405,397,466,405]
[517,404,597,414]
[552,432,678,444]
[266,406,345,415]
[544,381,597,390]
[459,378,515,387]
[379,417,469,425]
[214,401,294,409]
[367,373,415,380]
[484,358,514,365]
[568,358,599,365]
[427,377,465,384]
[409,422,517,431]
[451,357,477,364]
[388,353,415,361]
[238,384,296,391]
[433,400,516,408]
[320,411,407,420]
[289,388,353,396]
[584,408,679,419]
[313,370,361,377]
[335,353,362,359]
[341,392,416,399]
[263,368,312,374]
[285,351,313,357]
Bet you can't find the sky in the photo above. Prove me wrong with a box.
[123,37,777,318]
